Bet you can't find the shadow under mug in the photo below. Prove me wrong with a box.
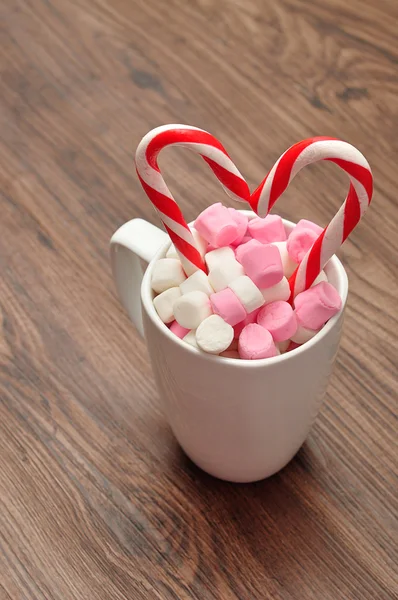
[110,212,348,483]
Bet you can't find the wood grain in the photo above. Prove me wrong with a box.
[1,0,397,598]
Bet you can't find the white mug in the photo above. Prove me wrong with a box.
[110,212,348,483]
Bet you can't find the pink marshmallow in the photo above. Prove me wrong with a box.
[287,228,319,263]
[169,321,190,339]
[194,203,239,248]
[295,219,323,235]
[294,282,342,330]
[235,238,263,264]
[210,288,247,326]
[257,301,297,342]
[239,243,284,289]
[238,324,278,360]
[228,209,248,245]
[233,308,261,338]
[248,214,287,243]
[287,220,323,264]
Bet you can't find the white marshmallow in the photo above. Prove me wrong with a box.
[260,277,290,304]
[166,243,178,259]
[183,330,199,349]
[291,324,319,344]
[271,242,298,278]
[208,260,245,292]
[311,270,328,287]
[196,314,234,354]
[205,246,235,271]
[173,291,213,329]
[277,339,290,354]
[151,258,186,293]
[153,287,181,324]
[228,276,265,313]
[180,270,214,296]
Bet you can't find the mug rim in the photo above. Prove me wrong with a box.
[141,213,349,367]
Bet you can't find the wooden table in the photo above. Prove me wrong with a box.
[1,0,397,598]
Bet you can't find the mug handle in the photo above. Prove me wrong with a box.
[110,218,169,336]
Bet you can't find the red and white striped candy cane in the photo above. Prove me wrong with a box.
[135,124,250,275]
[250,137,373,298]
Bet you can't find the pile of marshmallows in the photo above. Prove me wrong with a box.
[151,203,342,360]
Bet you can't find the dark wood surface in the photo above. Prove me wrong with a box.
[1,0,397,598]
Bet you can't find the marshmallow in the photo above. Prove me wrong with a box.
[311,270,328,287]
[153,287,182,324]
[166,243,178,259]
[233,308,261,338]
[238,324,278,360]
[151,258,186,293]
[208,260,245,292]
[235,238,263,264]
[294,282,342,330]
[183,330,199,348]
[239,243,283,289]
[180,270,214,296]
[173,291,213,329]
[291,324,319,344]
[270,242,298,278]
[196,315,234,354]
[228,276,265,313]
[248,214,287,243]
[206,244,231,253]
[228,208,248,245]
[194,203,239,247]
[295,219,323,235]
[287,228,319,263]
[277,339,290,354]
[210,288,247,326]
[220,349,240,359]
[260,277,291,304]
[286,220,323,264]
[257,301,297,342]
[205,246,235,271]
[169,320,190,339]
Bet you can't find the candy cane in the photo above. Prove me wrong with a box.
[250,137,373,298]
[135,124,250,275]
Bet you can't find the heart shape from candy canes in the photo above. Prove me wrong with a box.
[135,125,373,296]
